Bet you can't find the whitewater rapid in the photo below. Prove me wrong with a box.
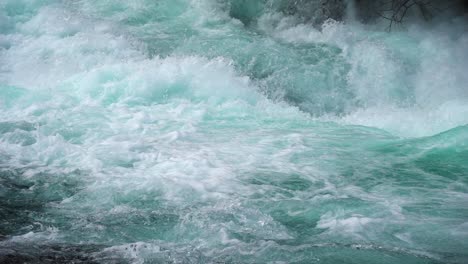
[1,0,467,263]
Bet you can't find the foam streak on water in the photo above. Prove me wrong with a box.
[0,0,467,263]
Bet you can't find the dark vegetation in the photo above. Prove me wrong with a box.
[354,0,468,30]
[228,0,468,31]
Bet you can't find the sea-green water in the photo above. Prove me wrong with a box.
[0,0,467,263]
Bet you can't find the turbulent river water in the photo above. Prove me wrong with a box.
[1,0,468,263]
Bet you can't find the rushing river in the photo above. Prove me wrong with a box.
[1,0,467,263]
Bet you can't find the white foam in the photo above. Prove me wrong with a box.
[258,13,468,137]
[317,212,379,237]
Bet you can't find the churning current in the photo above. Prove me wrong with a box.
[0,0,467,263]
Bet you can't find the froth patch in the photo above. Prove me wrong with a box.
[53,56,259,107]
[317,212,379,237]
[0,5,142,88]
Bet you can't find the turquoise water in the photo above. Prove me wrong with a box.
[0,0,467,263]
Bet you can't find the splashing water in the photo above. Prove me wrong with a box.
[1,0,467,263]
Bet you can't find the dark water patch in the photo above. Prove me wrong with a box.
[0,169,42,237]
[247,172,313,192]
[0,121,36,134]
[414,148,468,183]
[269,206,323,237]
[227,0,347,27]
[228,0,265,26]
[370,126,468,183]
[0,169,86,237]
[0,243,103,264]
